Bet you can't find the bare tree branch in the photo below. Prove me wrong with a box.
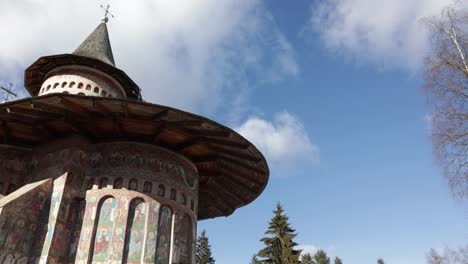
[422,3,468,200]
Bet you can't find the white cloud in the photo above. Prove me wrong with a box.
[297,244,337,260]
[297,244,319,256]
[235,112,319,165]
[0,0,297,115]
[309,0,457,71]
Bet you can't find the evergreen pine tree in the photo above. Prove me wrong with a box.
[301,253,313,264]
[312,250,330,264]
[257,202,302,264]
[333,257,342,264]
[377,259,385,264]
[251,255,262,264]
[196,230,215,264]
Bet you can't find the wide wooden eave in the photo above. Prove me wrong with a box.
[0,94,270,220]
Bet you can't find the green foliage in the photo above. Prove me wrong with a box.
[196,230,215,264]
[256,202,302,264]
[301,253,313,264]
[251,255,263,264]
[333,257,343,264]
[312,250,330,264]
[377,258,385,264]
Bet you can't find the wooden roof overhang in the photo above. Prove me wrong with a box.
[24,54,141,100]
[0,94,269,220]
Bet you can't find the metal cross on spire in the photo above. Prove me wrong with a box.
[0,82,17,103]
[100,3,114,23]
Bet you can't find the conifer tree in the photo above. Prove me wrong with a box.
[196,230,215,264]
[257,202,302,264]
[312,250,330,264]
[377,259,385,264]
[301,253,313,264]
[333,257,343,264]
[251,255,262,264]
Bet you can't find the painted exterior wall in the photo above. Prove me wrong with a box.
[0,138,199,264]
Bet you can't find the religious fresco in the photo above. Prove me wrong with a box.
[83,142,199,192]
[5,218,25,251]
[143,182,153,194]
[0,177,53,260]
[67,230,81,263]
[128,179,138,191]
[124,199,146,263]
[113,178,123,189]
[75,194,98,261]
[91,197,117,261]
[156,206,173,264]
[144,201,160,263]
[66,199,86,263]
[179,167,196,190]
[172,214,192,264]
[0,143,199,264]
[38,174,75,262]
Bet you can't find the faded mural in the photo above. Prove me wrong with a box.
[92,197,117,261]
[156,206,173,264]
[0,143,198,263]
[124,199,146,263]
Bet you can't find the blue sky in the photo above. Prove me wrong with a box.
[0,0,466,263]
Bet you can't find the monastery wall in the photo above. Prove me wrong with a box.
[0,139,199,264]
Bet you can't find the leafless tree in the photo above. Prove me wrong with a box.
[427,245,468,264]
[422,3,468,200]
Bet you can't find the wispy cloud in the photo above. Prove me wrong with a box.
[297,244,320,256]
[307,0,455,71]
[235,112,319,167]
[297,244,337,260]
[0,0,297,116]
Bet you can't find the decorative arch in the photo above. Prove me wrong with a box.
[90,196,117,262]
[143,181,153,194]
[98,178,108,189]
[128,179,138,191]
[156,205,173,264]
[113,178,123,189]
[157,184,166,197]
[123,198,146,263]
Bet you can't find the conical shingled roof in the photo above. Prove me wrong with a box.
[73,22,115,66]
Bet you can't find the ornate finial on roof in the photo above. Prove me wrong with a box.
[100,4,114,23]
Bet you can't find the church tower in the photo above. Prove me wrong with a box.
[0,13,269,264]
